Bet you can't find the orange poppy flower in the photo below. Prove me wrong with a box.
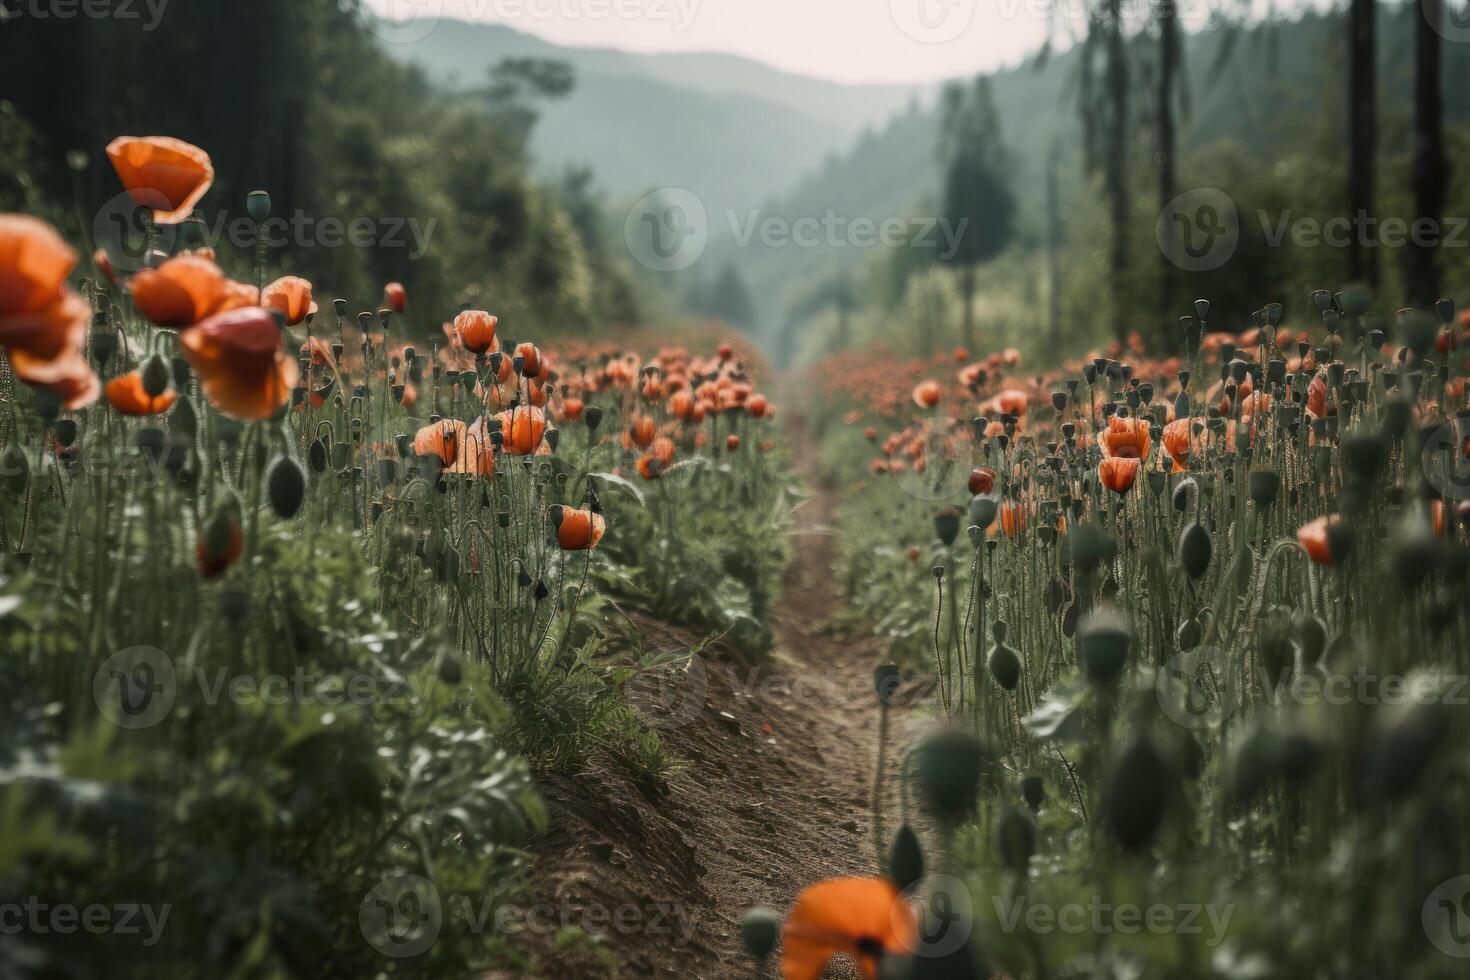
[448,417,496,476]
[515,341,543,378]
[105,136,214,224]
[1161,418,1194,472]
[130,255,229,327]
[747,394,770,418]
[636,453,663,480]
[968,467,996,495]
[11,347,99,410]
[455,310,498,355]
[105,370,176,416]
[179,307,298,420]
[1306,371,1333,419]
[781,877,916,980]
[0,214,91,363]
[399,382,418,409]
[262,275,315,326]
[1297,515,1343,565]
[726,434,741,450]
[1099,456,1141,493]
[864,426,878,441]
[414,419,469,466]
[668,389,695,421]
[630,415,656,449]
[561,396,585,422]
[383,281,406,314]
[991,500,1027,538]
[552,505,606,550]
[912,379,941,408]
[1099,415,1152,459]
[494,406,547,455]
[650,436,675,466]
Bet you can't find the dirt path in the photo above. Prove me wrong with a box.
[506,409,930,978]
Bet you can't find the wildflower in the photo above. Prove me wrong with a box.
[968,467,996,495]
[494,405,547,455]
[130,255,246,327]
[726,434,740,450]
[414,419,468,466]
[0,214,91,363]
[105,136,214,224]
[551,505,606,550]
[912,379,941,408]
[1161,418,1194,471]
[561,396,585,422]
[1297,515,1345,565]
[781,877,916,980]
[1099,456,1141,493]
[383,281,406,313]
[455,310,498,354]
[179,306,297,420]
[105,369,176,416]
[1099,415,1151,459]
[262,275,316,326]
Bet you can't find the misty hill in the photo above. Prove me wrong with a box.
[388,19,928,204]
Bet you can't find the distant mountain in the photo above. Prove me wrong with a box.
[387,19,929,204]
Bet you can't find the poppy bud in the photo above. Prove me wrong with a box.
[933,508,960,546]
[916,729,988,820]
[1105,736,1167,853]
[266,455,307,519]
[968,494,998,530]
[585,405,604,432]
[738,908,780,961]
[1079,605,1131,683]
[997,806,1037,873]
[439,653,463,686]
[90,330,118,368]
[1021,775,1044,811]
[931,565,944,580]
[1178,522,1212,579]
[987,639,1021,692]
[135,352,171,399]
[246,189,271,221]
[887,823,924,891]
[1249,469,1280,507]
[307,438,328,473]
[874,663,902,705]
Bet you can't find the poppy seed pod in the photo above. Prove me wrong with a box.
[933,507,960,546]
[584,405,604,432]
[1021,775,1044,811]
[996,806,1037,873]
[915,729,988,820]
[1105,736,1168,853]
[968,494,998,530]
[874,663,902,705]
[1178,522,1212,579]
[266,455,307,519]
[738,908,780,961]
[245,190,271,221]
[987,640,1021,692]
[438,653,463,686]
[90,330,118,368]
[1069,523,1116,575]
[1249,468,1281,507]
[1079,605,1131,683]
[887,823,925,892]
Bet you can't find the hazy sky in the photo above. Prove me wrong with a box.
[365,0,1271,85]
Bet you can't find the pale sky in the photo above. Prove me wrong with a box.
[365,0,1285,85]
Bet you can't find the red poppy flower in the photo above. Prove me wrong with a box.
[630,415,656,449]
[551,505,606,550]
[414,419,468,466]
[494,406,547,455]
[130,255,230,327]
[11,347,99,410]
[747,394,770,418]
[1161,418,1194,472]
[1099,415,1152,459]
[912,379,941,408]
[1099,456,1141,493]
[0,214,91,363]
[726,434,741,450]
[262,275,316,326]
[717,342,733,361]
[105,136,214,224]
[781,877,916,980]
[450,417,496,476]
[515,341,543,378]
[105,370,176,416]
[561,396,585,422]
[179,307,298,420]
[968,467,996,495]
[383,281,406,314]
[455,310,498,354]
[1297,515,1343,565]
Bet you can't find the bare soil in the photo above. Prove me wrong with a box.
[499,412,931,978]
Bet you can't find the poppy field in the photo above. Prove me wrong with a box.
[4,19,1470,978]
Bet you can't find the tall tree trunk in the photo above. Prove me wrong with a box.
[1348,0,1377,286]
[959,265,977,351]
[1047,146,1063,350]
[1409,0,1448,306]
[1158,0,1179,352]
[1106,0,1130,342]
